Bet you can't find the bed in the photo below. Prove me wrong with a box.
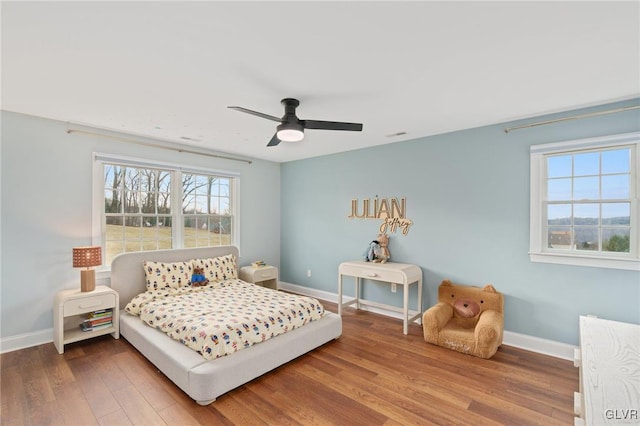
[110,245,342,405]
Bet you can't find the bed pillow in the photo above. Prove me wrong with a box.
[192,254,237,282]
[143,260,192,290]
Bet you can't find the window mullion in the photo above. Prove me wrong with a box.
[173,170,184,248]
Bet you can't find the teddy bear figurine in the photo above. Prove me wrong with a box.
[372,233,390,263]
[191,267,209,287]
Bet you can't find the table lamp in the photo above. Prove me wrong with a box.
[72,246,102,292]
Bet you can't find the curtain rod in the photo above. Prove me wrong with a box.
[503,105,640,133]
[67,128,253,164]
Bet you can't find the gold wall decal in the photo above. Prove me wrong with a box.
[348,197,413,235]
[379,217,413,236]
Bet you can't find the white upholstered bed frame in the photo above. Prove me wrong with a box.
[110,246,342,405]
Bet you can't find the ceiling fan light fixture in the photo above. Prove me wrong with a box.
[276,123,304,142]
[230,98,363,147]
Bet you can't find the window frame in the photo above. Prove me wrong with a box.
[530,132,640,271]
[92,152,240,271]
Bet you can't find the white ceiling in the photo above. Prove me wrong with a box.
[2,1,639,163]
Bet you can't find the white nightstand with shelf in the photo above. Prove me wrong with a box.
[239,265,279,290]
[53,285,119,354]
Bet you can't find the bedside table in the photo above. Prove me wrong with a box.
[239,265,279,290]
[53,285,119,354]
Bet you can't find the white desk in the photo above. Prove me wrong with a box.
[338,260,422,334]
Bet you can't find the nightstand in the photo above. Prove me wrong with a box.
[239,265,279,290]
[53,285,119,354]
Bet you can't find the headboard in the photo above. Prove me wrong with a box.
[110,246,240,310]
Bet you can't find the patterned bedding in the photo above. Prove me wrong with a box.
[125,279,325,360]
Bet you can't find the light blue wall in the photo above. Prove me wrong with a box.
[0,111,281,339]
[281,98,640,345]
[2,99,639,347]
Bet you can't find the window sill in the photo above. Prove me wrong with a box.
[530,252,640,271]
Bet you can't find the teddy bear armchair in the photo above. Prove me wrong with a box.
[422,280,504,359]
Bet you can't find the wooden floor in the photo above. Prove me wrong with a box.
[1,301,578,425]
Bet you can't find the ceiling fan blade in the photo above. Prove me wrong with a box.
[267,133,281,147]
[302,120,363,132]
[228,106,282,122]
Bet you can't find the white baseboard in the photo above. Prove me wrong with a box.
[0,328,53,354]
[279,281,577,361]
[502,330,576,361]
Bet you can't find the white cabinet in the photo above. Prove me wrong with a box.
[574,315,640,425]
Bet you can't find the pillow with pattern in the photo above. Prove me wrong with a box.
[143,260,192,290]
[192,254,237,282]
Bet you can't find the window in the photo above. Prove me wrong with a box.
[93,153,239,267]
[103,165,173,257]
[530,132,639,270]
[182,173,233,248]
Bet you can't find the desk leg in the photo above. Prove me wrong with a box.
[403,282,409,335]
[417,278,423,324]
[338,273,343,316]
[355,277,360,310]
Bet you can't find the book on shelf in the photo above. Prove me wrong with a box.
[88,309,113,319]
[83,316,113,326]
[80,308,114,331]
[80,321,112,332]
[252,260,266,267]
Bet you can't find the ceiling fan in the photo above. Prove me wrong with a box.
[228,98,363,147]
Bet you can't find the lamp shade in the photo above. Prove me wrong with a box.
[72,246,102,268]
